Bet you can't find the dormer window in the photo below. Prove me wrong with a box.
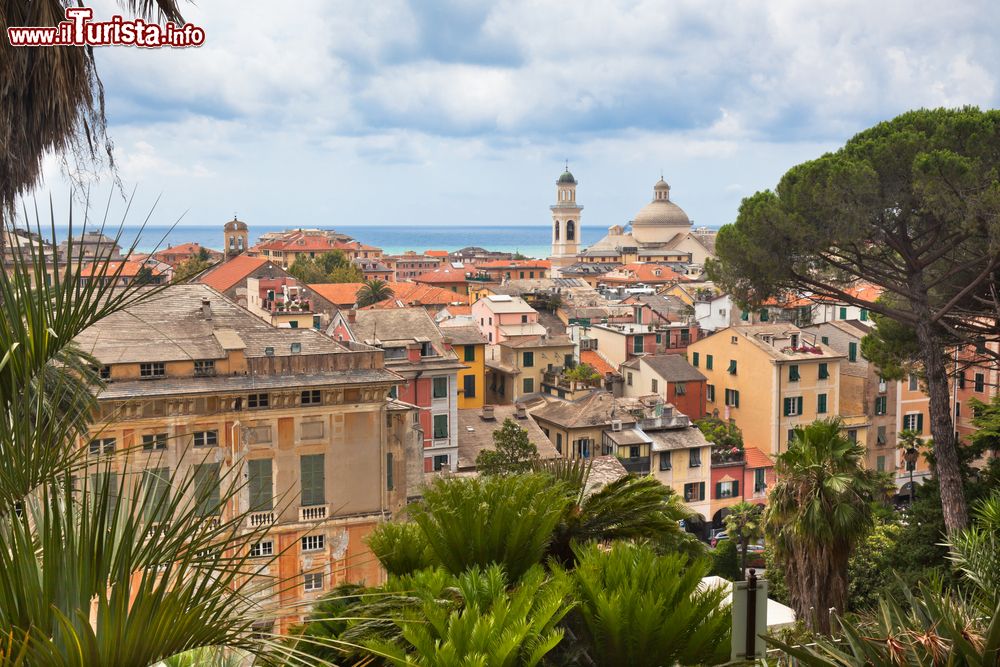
[140,362,165,378]
[194,360,216,377]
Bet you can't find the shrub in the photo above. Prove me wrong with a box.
[709,538,739,580]
[367,521,435,576]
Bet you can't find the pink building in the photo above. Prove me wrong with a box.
[472,294,546,344]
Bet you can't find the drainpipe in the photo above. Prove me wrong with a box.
[776,360,782,455]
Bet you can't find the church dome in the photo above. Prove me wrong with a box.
[224,217,248,231]
[557,169,577,185]
[630,178,690,243]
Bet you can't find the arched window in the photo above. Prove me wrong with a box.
[566,220,576,241]
[554,221,560,241]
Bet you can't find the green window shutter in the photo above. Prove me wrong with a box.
[728,360,737,374]
[916,413,924,434]
[706,355,713,370]
[634,336,644,354]
[817,393,827,414]
[734,390,739,408]
[821,336,829,345]
[141,467,171,523]
[464,345,476,362]
[783,397,790,416]
[715,482,722,499]
[386,453,394,491]
[733,480,739,497]
[819,363,828,379]
[860,309,868,321]
[848,342,857,362]
[692,352,699,367]
[699,482,705,500]
[193,463,221,516]
[759,309,769,322]
[523,351,534,367]
[433,376,448,398]
[248,459,273,511]
[796,396,803,415]
[839,307,847,319]
[789,365,799,381]
[300,454,325,506]
[740,310,749,321]
[433,414,449,439]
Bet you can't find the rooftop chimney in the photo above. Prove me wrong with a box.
[515,403,527,419]
[201,298,212,320]
[481,405,496,421]
[347,308,357,324]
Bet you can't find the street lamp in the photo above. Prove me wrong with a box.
[903,446,919,502]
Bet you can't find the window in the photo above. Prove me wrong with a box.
[301,535,325,552]
[522,378,534,393]
[724,388,740,408]
[248,459,273,511]
[627,372,633,386]
[99,365,112,380]
[250,540,273,558]
[651,379,659,393]
[194,359,216,377]
[740,310,749,321]
[874,396,887,415]
[659,452,672,471]
[633,336,644,354]
[386,453,394,491]
[313,314,322,330]
[301,390,321,405]
[783,396,804,417]
[957,372,966,389]
[876,455,886,471]
[975,373,985,393]
[909,374,919,391]
[903,413,924,434]
[692,352,700,367]
[689,449,701,467]
[193,463,221,516]
[759,309,769,322]
[304,573,324,592]
[706,355,713,370]
[141,468,170,522]
[848,342,858,362]
[818,363,829,380]
[817,393,828,414]
[300,454,325,506]
[463,374,476,398]
[684,482,706,502]
[788,429,796,445]
[728,360,737,375]
[860,309,869,321]
[388,385,397,399]
[754,468,766,493]
[555,433,563,453]
[956,402,961,418]
[717,480,739,499]
[847,429,858,442]
[674,381,686,396]
[789,365,800,382]
[89,437,115,456]
[520,314,528,323]
[464,345,476,362]
[433,377,448,398]
[433,414,449,439]
[706,384,715,402]
[839,306,848,320]
[248,393,269,409]
[142,433,168,450]
[877,426,887,446]
[433,454,449,471]
[140,362,165,378]
[821,336,829,345]
[522,351,534,368]
[193,430,218,447]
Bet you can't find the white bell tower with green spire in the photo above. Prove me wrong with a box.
[549,162,582,271]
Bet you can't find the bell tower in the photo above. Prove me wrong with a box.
[550,164,582,269]
[223,216,249,259]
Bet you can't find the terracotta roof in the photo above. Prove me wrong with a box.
[413,264,475,284]
[424,250,449,257]
[197,255,268,292]
[600,263,688,284]
[744,446,774,469]
[79,261,168,278]
[154,242,220,258]
[476,259,551,269]
[383,282,466,306]
[581,350,617,376]
[307,282,367,307]
[441,304,472,315]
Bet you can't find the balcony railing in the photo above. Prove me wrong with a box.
[299,505,328,522]
[248,511,275,527]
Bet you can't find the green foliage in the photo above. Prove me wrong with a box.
[723,501,764,580]
[411,474,571,581]
[969,394,1000,453]
[763,542,788,605]
[947,492,1000,615]
[367,521,435,576]
[766,419,880,633]
[846,519,902,612]
[696,416,743,450]
[709,538,739,580]
[562,362,601,384]
[572,542,731,666]
[476,418,540,476]
[858,309,920,381]
[365,564,574,667]
[173,256,215,283]
[356,278,394,307]
[287,250,362,284]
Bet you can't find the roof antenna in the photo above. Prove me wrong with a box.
[565,159,569,171]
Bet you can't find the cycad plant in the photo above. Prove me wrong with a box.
[570,542,731,666]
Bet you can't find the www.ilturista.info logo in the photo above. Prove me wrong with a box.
[7,7,205,48]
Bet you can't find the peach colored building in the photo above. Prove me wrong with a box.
[472,294,546,344]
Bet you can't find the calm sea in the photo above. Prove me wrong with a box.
[43,224,615,259]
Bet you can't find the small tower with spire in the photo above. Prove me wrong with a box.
[223,215,249,259]
[550,163,583,265]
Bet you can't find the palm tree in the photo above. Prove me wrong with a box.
[765,419,879,634]
[355,279,394,307]
[1,0,185,218]
[723,501,763,581]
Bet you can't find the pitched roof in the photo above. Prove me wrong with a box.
[501,334,575,349]
[581,350,617,376]
[350,307,444,345]
[307,282,366,307]
[440,325,487,346]
[424,250,449,257]
[600,263,688,284]
[413,264,474,284]
[744,446,774,469]
[531,391,626,429]
[153,242,220,259]
[456,406,559,469]
[478,294,536,314]
[646,426,711,452]
[198,255,269,292]
[78,260,169,278]
[638,354,706,382]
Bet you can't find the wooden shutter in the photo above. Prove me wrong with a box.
[699,482,705,500]
[300,454,325,506]
[248,459,273,511]
[916,413,924,434]
[194,462,221,516]
[796,397,803,415]
[733,480,739,497]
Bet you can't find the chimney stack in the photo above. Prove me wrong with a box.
[481,405,495,421]
[347,308,357,324]
[515,403,527,419]
[201,298,212,320]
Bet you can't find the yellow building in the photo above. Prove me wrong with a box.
[484,335,576,405]
[74,284,419,635]
[441,325,487,410]
[688,325,844,456]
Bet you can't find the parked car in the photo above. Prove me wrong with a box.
[744,544,766,568]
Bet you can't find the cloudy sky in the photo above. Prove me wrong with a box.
[36,0,1000,229]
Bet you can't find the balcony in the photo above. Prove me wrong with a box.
[299,505,328,522]
[618,456,651,475]
[248,511,275,528]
